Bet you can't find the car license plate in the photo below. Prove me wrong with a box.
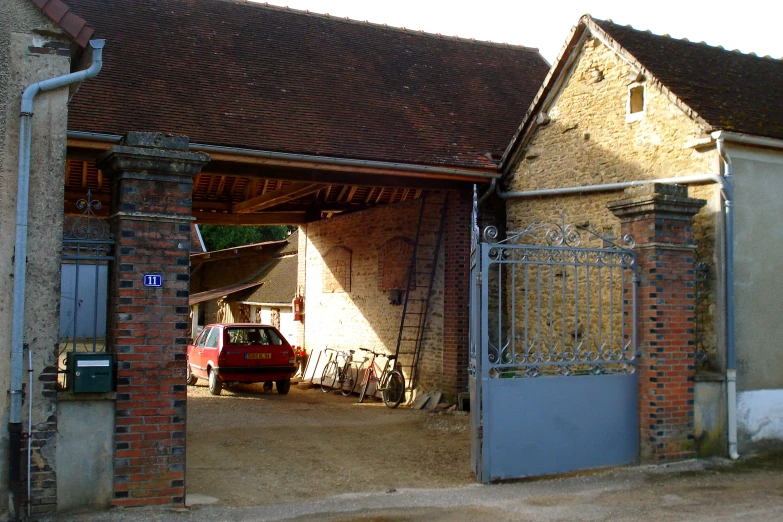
[245,353,272,360]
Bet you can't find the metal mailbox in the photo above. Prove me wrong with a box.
[66,352,115,393]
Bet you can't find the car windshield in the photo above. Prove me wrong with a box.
[226,327,285,346]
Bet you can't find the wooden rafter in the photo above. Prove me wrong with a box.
[346,186,358,202]
[232,182,326,214]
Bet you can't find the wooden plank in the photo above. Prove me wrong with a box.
[232,182,326,214]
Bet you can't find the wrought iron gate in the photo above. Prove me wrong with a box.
[469,214,639,482]
[59,191,114,363]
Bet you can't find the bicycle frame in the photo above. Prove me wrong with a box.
[359,350,395,391]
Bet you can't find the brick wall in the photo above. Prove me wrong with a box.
[609,184,705,461]
[301,193,454,393]
[506,35,721,368]
[99,133,208,507]
[441,190,471,397]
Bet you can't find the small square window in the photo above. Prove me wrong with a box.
[627,85,645,121]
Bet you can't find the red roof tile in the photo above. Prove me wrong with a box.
[64,0,549,169]
[591,18,783,141]
[31,0,94,48]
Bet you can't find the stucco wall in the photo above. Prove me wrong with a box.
[300,196,446,391]
[0,0,72,514]
[506,36,722,367]
[730,146,783,392]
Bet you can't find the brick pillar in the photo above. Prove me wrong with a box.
[441,189,471,400]
[97,132,209,507]
[608,183,705,462]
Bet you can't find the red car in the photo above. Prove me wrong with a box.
[186,323,296,395]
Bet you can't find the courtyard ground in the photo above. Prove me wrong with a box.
[46,380,783,521]
[185,379,473,506]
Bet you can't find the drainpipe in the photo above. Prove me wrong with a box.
[9,39,105,519]
[716,135,740,460]
[495,173,725,199]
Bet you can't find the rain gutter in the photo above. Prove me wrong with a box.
[66,131,501,181]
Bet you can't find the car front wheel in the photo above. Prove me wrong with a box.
[208,368,222,396]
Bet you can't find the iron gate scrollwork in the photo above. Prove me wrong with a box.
[60,190,114,361]
[484,218,638,380]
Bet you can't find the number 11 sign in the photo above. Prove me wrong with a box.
[143,274,163,287]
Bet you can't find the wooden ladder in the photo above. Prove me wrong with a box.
[393,195,448,391]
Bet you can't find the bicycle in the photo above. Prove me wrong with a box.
[320,348,358,396]
[357,348,406,408]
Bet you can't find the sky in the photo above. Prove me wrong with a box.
[255,0,783,64]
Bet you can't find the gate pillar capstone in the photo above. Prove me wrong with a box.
[97,132,209,507]
[608,183,705,462]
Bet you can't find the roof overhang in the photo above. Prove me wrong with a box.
[67,131,494,225]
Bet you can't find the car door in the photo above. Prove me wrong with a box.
[201,325,221,371]
[189,326,210,377]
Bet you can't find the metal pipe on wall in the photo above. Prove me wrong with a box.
[9,39,104,519]
[715,134,739,460]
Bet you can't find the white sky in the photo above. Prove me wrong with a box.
[256,0,783,64]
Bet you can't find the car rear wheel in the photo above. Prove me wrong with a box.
[208,368,222,396]
[276,379,291,395]
[186,363,198,386]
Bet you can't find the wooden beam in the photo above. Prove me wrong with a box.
[346,186,358,203]
[194,211,308,225]
[232,182,326,214]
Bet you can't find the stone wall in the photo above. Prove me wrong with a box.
[0,0,73,515]
[300,194,451,394]
[506,36,722,369]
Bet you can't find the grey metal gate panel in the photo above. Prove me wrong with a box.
[59,191,114,354]
[483,373,638,480]
[471,218,639,482]
[59,264,108,339]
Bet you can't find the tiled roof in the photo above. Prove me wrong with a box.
[593,18,783,141]
[31,0,94,48]
[501,15,783,172]
[64,0,549,169]
[239,255,298,305]
[189,281,262,306]
[278,230,298,256]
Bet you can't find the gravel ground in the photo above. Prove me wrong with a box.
[44,380,783,521]
[184,378,473,507]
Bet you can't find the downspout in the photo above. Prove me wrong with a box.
[9,39,105,519]
[495,173,725,199]
[716,135,740,460]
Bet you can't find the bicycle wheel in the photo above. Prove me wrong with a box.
[358,368,373,403]
[321,361,338,393]
[381,370,405,409]
[340,363,359,396]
